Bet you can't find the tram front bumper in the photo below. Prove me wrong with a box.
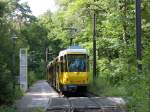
[63,85,77,92]
[62,85,87,92]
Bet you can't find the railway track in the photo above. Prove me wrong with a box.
[46,91,127,112]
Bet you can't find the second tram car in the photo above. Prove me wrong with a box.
[47,46,89,93]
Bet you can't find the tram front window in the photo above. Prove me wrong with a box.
[67,54,86,72]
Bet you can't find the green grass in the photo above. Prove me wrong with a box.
[88,70,150,112]
[28,107,44,112]
[88,77,127,97]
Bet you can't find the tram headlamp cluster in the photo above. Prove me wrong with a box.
[63,85,67,90]
[63,76,69,83]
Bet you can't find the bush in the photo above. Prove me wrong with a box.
[0,106,16,112]
[88,77,126,97]
[0,65,14,104]
[28,71,37,87]
[14,87,23,100]
[124,70,150,112]
[88,68,150,112]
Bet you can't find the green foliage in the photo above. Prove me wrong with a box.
[0,106,16,112]
[15,88,23,98]
[0,0,150,111]
[27,71,36,82]
[124,70,150,112]
[0,105,17,112]
[0,66,13,104]
[0,0,33,104]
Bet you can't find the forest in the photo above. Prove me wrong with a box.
[0,0,150,112]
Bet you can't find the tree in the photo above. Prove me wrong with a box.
[0,0,35,104]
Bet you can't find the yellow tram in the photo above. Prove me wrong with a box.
[47,46,89,93]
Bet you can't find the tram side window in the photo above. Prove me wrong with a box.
[60,56,63,72]
[64,55,67,72]
[87,55,89,72]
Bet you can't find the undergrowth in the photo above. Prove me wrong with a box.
[88,69,150,112]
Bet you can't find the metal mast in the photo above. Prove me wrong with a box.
[135,0,142,72]
[93,0,97,80]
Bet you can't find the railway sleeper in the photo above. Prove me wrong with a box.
[46,97,126,112]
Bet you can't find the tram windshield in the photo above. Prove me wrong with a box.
[67,54,87,72]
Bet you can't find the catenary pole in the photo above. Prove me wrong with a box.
[11,35,18,94]
[12,40,16,91]
[135,0,142,72]
[93,0,97,81]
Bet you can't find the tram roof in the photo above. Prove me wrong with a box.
[59,46,87,57]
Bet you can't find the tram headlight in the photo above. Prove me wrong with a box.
[63,85,67,90]
[63,76,69,83]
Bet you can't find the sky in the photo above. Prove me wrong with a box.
[20,0,58,16]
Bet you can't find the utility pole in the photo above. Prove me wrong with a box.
[135,0,142,72]
[45,48,53,79]
[12,40,16,91]
[93,0,97,81]
[45,48,49,80]
[11,34,18,94]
